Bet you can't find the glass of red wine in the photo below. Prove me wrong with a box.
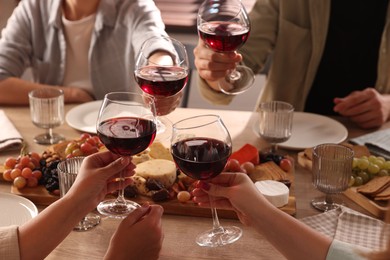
[135,35,189,141]
[96,92,157,218]
[171,115,242,247]
[198,0,255,95]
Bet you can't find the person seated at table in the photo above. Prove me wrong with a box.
[192,171,390,260]
[194,0,390,129]
[0,151,164,260]
[0,0,181,115]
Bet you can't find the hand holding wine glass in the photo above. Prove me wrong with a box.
[96,92,157,218]
[258,101,294,154]
[135,35,189,140]
[197,0,254,95]
[171,115,242,247]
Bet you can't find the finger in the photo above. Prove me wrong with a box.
[98,156,133,179]
[121,204,151,227]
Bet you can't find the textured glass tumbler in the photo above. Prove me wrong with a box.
[57,157,101,231]
[28,88,65,144]
[311,144,354,212]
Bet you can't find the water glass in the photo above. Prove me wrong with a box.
[57,157,101,231]
[28,88,64,144]
[311,143,354,211]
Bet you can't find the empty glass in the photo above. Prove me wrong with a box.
[28,88,64,144]
[57,157,101,231]
[311,143,354,212]
[258,101,294,153]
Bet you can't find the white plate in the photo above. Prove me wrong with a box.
[253,112,348,150]
[0,193,38,227]
[66,100,103,134]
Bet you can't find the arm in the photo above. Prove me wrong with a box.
[333,87,390,129]
[193,173,332,260]
[17,151,135,260]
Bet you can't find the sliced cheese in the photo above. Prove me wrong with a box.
[134,159,177,188]
[255,180,289,208]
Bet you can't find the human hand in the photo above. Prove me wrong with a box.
[104,204,164,260]
[333,87,390,129]
[65,151,136,212]
[194,40,241,91]
[192,172,269,226]
[150,90,183,116]
[62,86,94,104]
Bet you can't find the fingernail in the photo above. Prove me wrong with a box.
[121,157,129,165]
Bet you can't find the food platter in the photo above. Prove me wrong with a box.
[253,112,348,150]
[65,100,102,133]
[0,192,38,227]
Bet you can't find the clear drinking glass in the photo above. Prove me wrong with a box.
[197,0,255,94]
[258,101,294,153]
[96,92,157,218]
[171,115,242,247]
[28,88,65,144]
[57,157,101,231]
[134,35,189,141]
[311,143,354,212]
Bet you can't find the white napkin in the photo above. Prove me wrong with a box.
[300,205,390,251]
[0,110,23,152]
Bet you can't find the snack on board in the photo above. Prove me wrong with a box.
[357,176,390,201]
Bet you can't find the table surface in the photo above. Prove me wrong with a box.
[0,105,386,260]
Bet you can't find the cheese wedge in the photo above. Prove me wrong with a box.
[134,159,177,188]
[255,180,289,208]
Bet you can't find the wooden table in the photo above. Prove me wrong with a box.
[0,105,385,259]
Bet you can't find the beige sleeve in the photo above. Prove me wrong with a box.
[197,76,234,105]
[0,225,21,260]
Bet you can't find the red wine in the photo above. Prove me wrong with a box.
[171,137,231,180]
[97,117,156,156]
[135,66,188,96]
[198,21,250,52]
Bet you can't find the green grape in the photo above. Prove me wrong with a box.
[373,158,384,169]
[348,175,355,187]
[352,157,359,169]
[357,158,369,170]
[368,155,377,163]
[367,163,380,174]
[378,169,389,177]
[383,161,390,170]
[357,171,370,183]
[353,176,363,186]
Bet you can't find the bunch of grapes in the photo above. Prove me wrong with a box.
[3,152,43,189]
[350,155,390,187]
[64,133,104,158]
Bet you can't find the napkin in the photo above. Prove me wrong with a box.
[300,205,390,251]
[349,129,390,159]
[0,110,23,152]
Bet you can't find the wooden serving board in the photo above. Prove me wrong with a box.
[343,187,388,219]
[10,184,296,219]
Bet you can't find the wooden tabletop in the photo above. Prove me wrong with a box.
[0,105,385,260]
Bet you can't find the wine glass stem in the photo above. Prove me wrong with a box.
[325,193,334,205]
[209,195,224,234]
[115,169,126,204]
[46,128,53,138]
[271,143,277,154]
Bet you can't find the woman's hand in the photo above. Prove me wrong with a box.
[104,204,164,260]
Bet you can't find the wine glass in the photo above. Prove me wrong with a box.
[311,143,354,212]
[258,101,294,154]
[28,88,65,144]
[135,35,189,141]
[96,92,157,218]
[57,157,101,231]
[197,0,255,95]
[171,114,242,247]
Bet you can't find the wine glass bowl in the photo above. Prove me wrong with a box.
[197,0,254,95]
[96,92,157,218]
[258,101,294,154]
[311,143,354,212]
[28,88,65,144]
[135,35,189,141]
[171,114,242,247]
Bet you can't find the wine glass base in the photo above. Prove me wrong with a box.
[97,199,140,219]
[196,226,242,247]
[74,213,101,231]
[311,196,344,212]
[155,116,173,143]
[34,133,64,145]
[219,65,255,95]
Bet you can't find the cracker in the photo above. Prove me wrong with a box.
[249,161,287,182]
[149,142,173,161]
[357,176,390,195]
